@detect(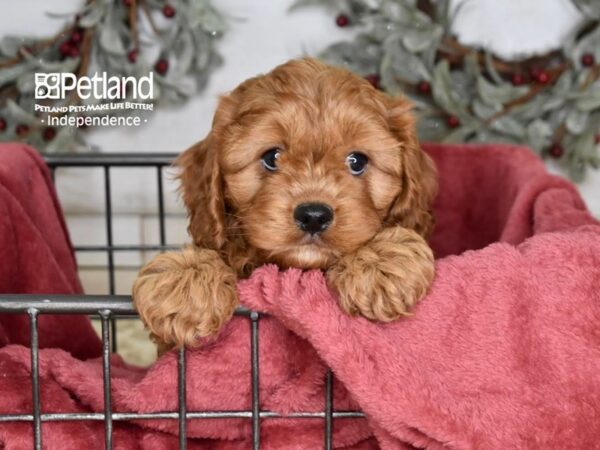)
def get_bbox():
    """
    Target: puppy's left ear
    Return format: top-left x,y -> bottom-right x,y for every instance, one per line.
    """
385,97 -> 438,238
